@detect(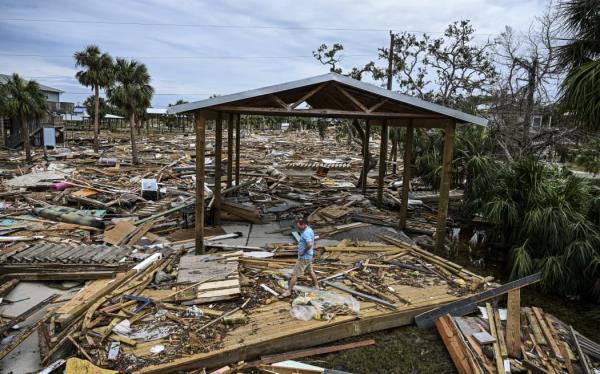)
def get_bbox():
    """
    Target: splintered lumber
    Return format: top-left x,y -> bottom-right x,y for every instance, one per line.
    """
532,307 -> 563,360
505,289 -> 522,358
493,306 -> 508,358
486,303 -> 505,374
559,341 -> 575,374
525,308 -> 547,345
65,357 -> 118,374
435,315 -> 481,374
415,273 -> 542,328
322,280 -> 397,309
